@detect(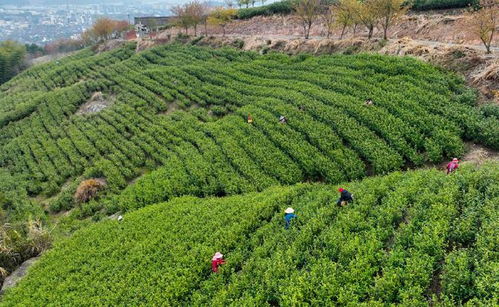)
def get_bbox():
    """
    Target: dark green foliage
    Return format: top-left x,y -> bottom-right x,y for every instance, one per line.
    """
237,0 -> 294,19
410,0 -> 479,11
0,41 -> 26,85
0,44 -> 496,218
